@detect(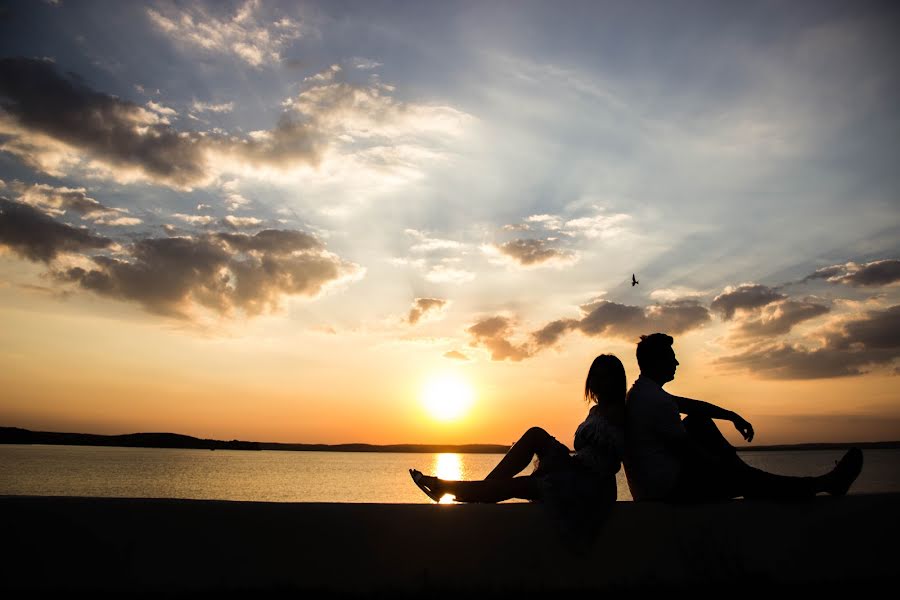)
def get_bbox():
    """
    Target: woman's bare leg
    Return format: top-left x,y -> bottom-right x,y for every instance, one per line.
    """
485,427 -> 561,480
418,473 -> 542,503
